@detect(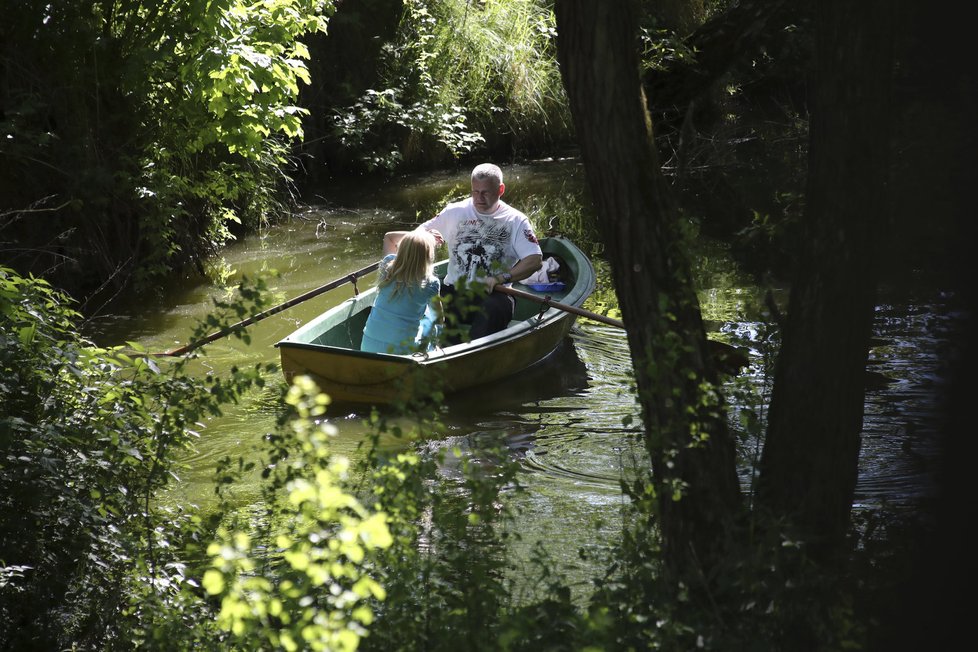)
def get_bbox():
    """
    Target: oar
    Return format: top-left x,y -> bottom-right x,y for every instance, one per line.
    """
494,284 -> 749,373
158,261 -> 380,356
493,284 -> 624,328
